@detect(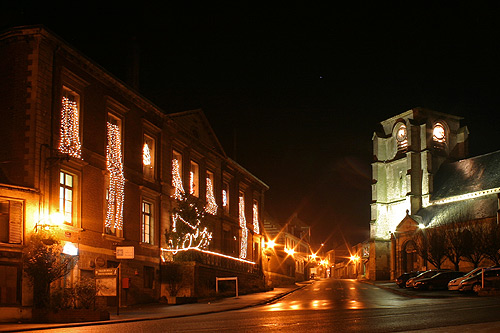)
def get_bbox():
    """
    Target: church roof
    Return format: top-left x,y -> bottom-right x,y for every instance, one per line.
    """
416,194 -> 498,227
432,150 -> 500,200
